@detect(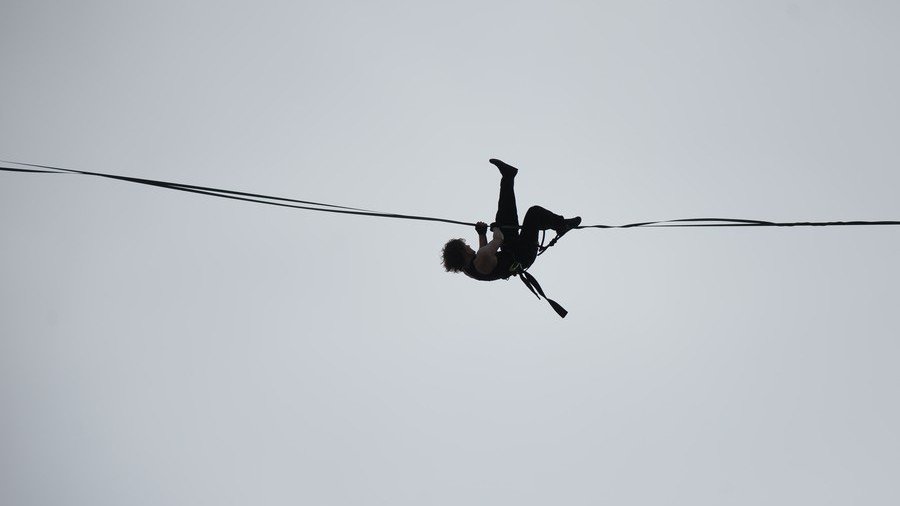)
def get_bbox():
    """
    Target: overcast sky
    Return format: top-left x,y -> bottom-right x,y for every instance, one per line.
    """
2,1 -> 899,504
